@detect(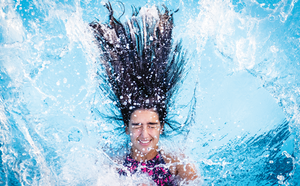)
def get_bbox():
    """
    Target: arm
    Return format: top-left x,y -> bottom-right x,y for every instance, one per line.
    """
176,162 -> 198,182
162,152 -> 199,183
